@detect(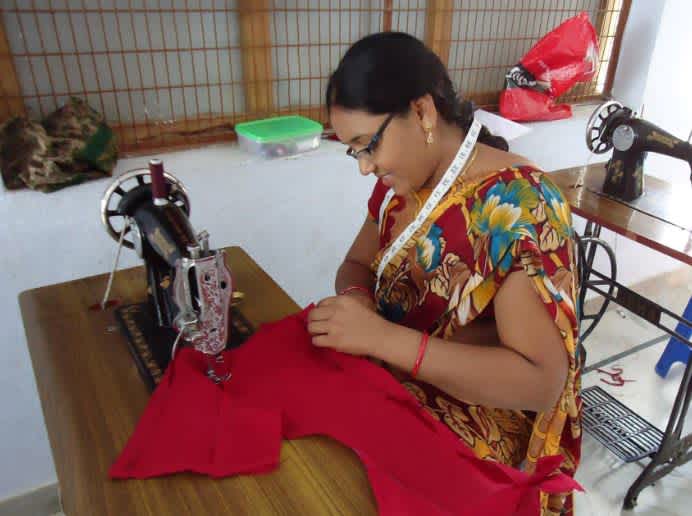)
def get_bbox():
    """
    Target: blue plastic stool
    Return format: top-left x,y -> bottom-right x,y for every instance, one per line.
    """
655,296 -> 692,378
